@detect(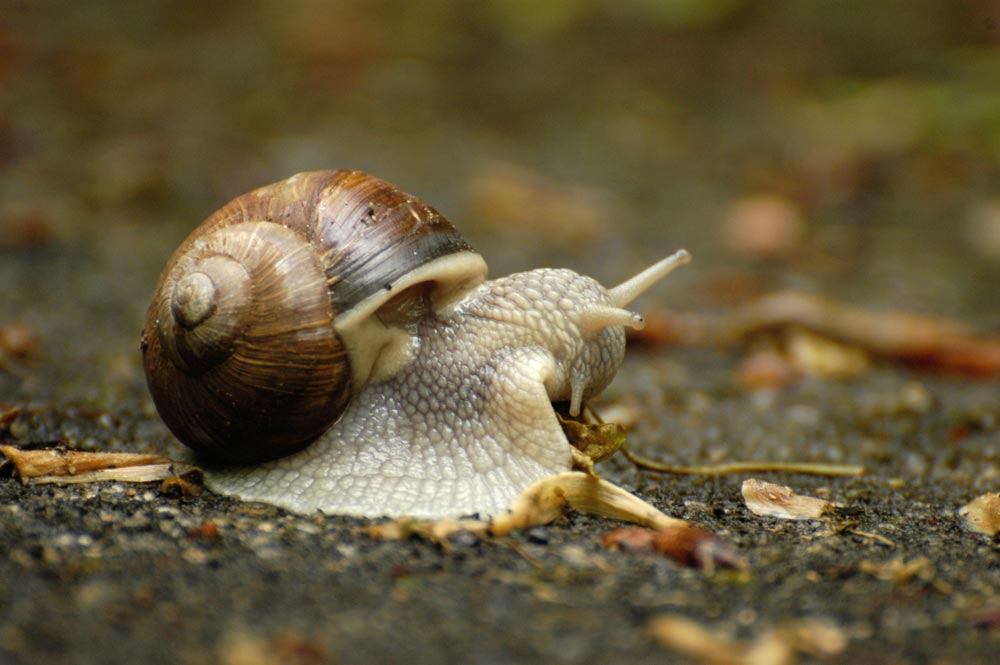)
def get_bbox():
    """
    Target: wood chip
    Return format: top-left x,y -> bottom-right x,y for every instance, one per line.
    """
0,445 -> 198,485
742,478 -> 833,520
959,493 -> 1000,536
